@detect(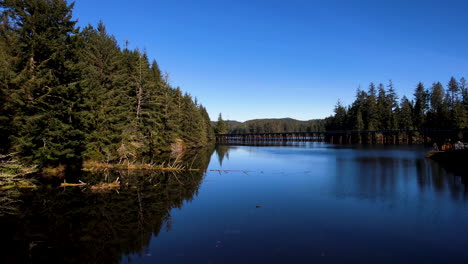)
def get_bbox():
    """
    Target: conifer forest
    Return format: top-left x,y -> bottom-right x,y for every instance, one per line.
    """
1,0 -> 467,172
0,0 -> 214,169
324,79 -> 467,132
